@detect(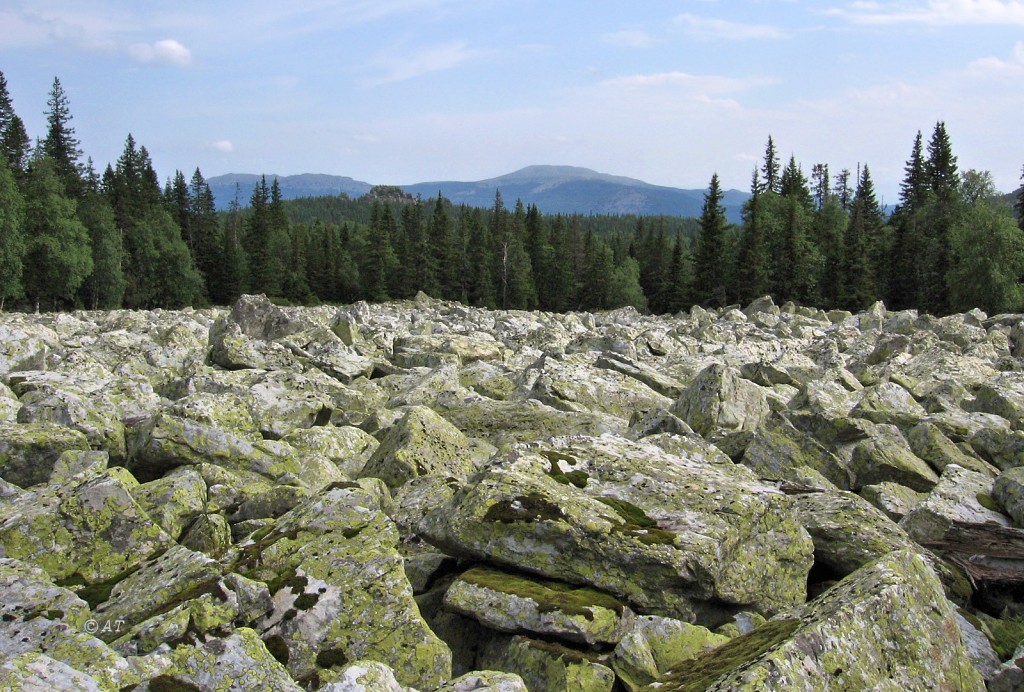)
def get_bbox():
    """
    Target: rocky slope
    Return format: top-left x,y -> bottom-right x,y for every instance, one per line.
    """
2,293 -> 1024,689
